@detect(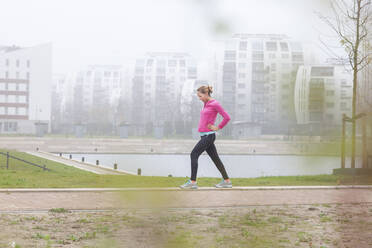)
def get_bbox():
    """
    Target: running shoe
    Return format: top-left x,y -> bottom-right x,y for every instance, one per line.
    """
215,179 -> 232,188
179,179 -> 198,189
